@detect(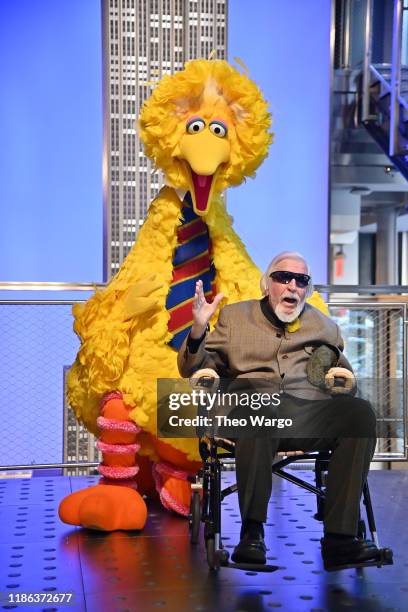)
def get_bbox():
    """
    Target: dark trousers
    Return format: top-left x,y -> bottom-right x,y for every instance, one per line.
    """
234,395 -> 377,536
